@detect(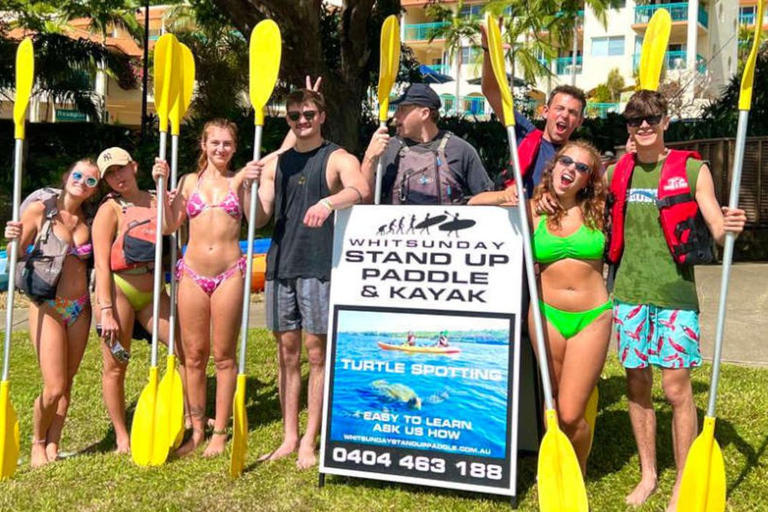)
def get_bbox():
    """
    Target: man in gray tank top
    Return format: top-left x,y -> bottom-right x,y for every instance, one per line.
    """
361,83 -> 493,204
254,89 -> 368,469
